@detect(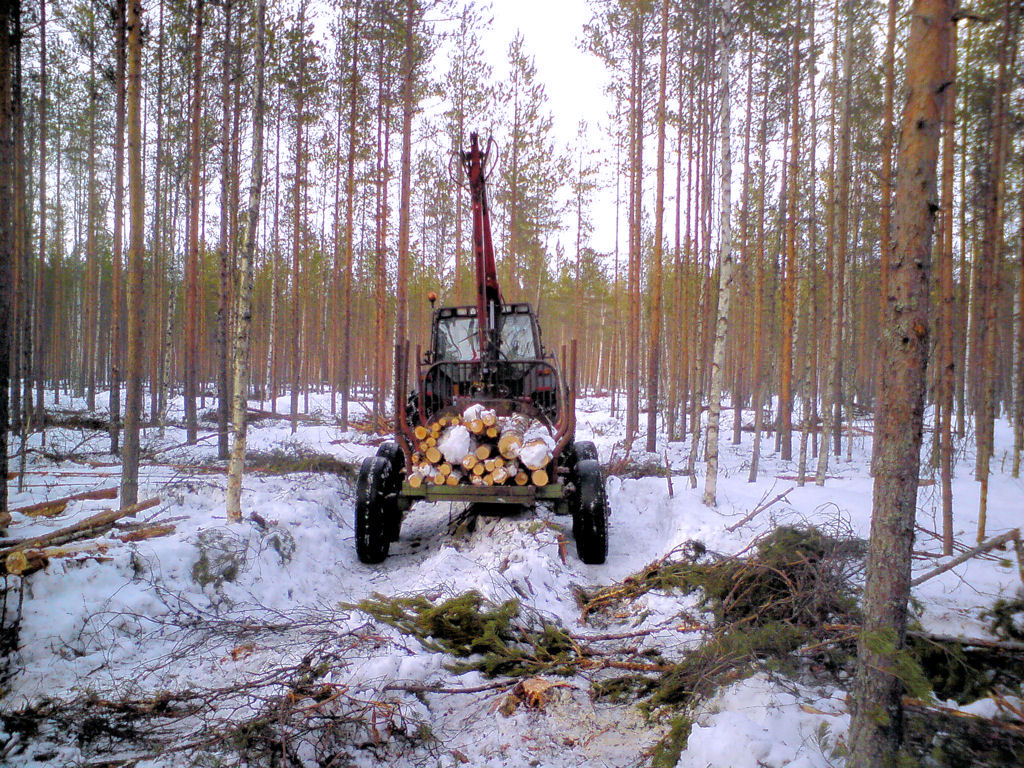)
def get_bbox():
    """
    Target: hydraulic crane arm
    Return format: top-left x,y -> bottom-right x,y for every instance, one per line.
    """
461,133 -> 503,359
